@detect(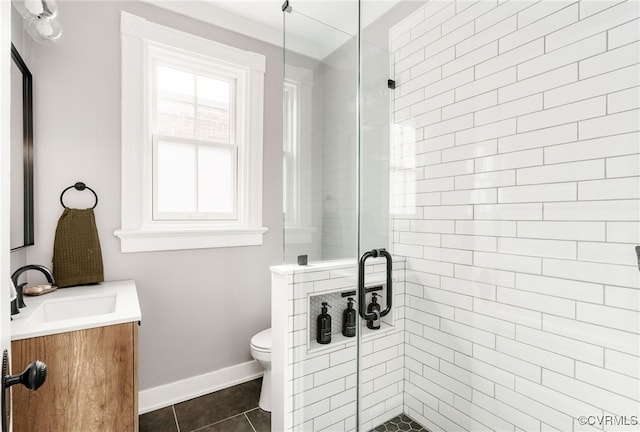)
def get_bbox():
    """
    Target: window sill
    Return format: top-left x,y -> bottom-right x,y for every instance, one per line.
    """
114,226 -> 269,253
